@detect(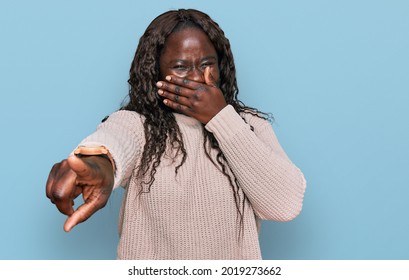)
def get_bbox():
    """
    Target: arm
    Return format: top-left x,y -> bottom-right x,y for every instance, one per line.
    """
155,70 -> 306,221
46,110 -> 143,231
205,105 -> 306,221
77,110 -> 144,189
